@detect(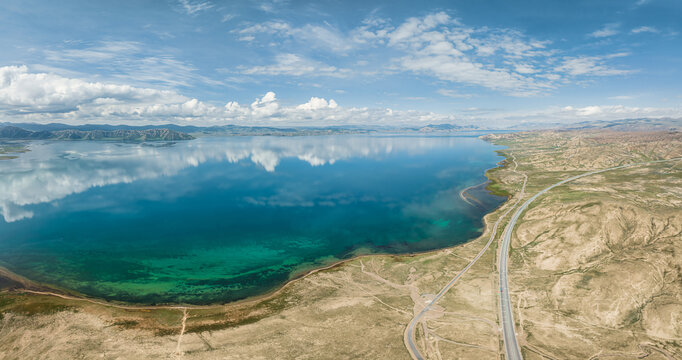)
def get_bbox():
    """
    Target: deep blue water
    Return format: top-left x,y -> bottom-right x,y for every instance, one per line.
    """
0,135 -> 504,304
